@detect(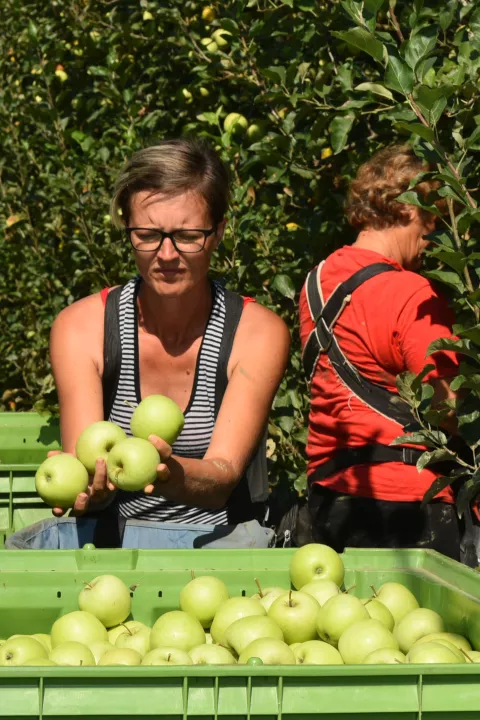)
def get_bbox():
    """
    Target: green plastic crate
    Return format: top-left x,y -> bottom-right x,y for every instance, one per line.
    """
0,547 -> 478,719
0,413 -> 61,545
